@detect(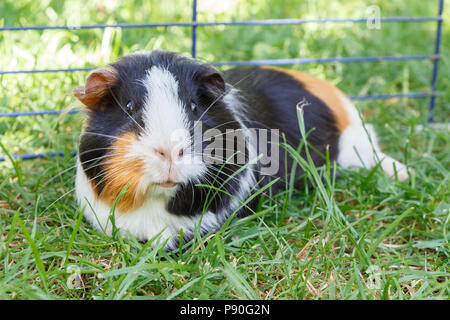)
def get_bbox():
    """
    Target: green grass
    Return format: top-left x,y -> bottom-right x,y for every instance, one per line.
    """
0,0 -> 449,299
